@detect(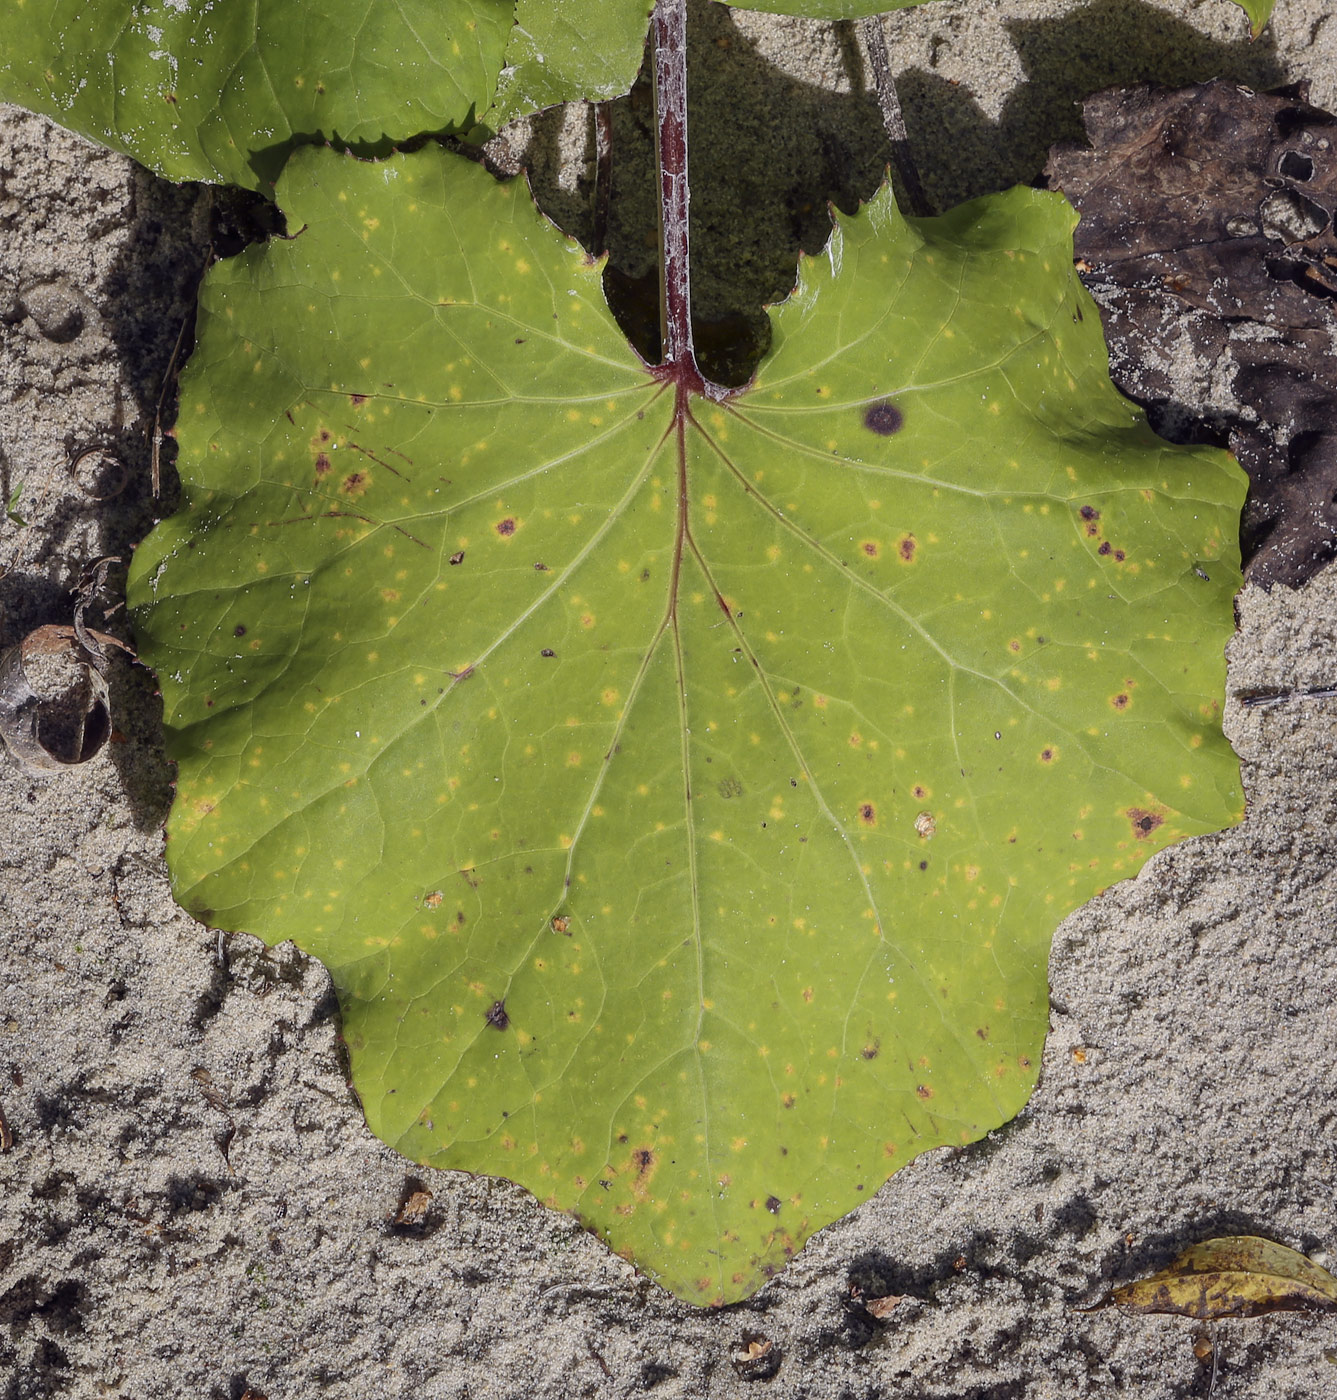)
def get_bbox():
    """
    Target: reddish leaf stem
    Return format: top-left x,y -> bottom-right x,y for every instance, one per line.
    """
652,0 -> 722,398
